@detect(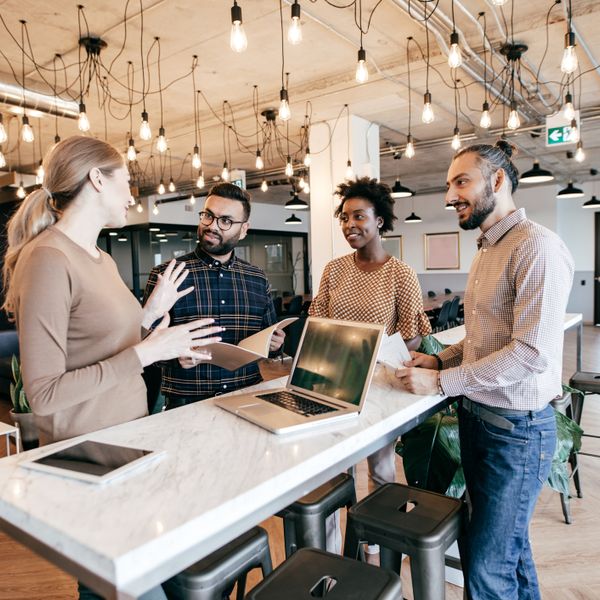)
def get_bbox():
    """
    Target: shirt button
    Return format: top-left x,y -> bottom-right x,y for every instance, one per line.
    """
482,248 -> 487,253
220,299 -> 225,304
219,273 -> 223,278
214,261 -> 220,267
223,384 -> 228,389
